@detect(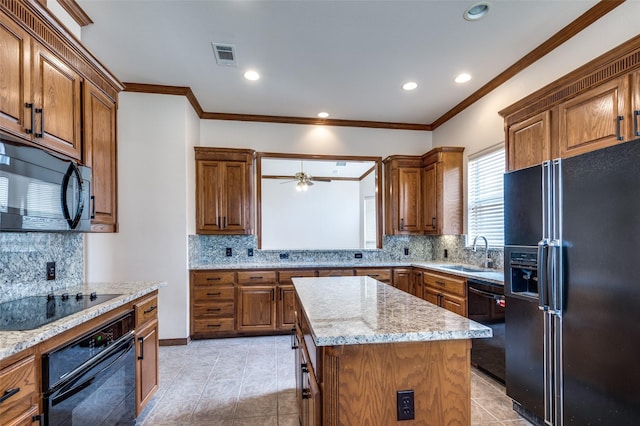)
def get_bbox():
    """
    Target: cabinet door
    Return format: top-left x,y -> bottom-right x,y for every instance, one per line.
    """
277,285 -> 297,330
392,268 -> 411,292
632,71 -> 640,139
506,111 -> 551,171
136,319 -> 159,415
422,163 -> 438,233
397,167 -> 422,233
83,82 -> 117,232
558,76 -> 630,158
196,160 -> 224,233
306,367 -> 322,426
411,270 -> 424,298
0,17 -> 30,138
442,294 -> 467,317
3,405 -> 40,426
222,161 -> 250,233
237,285 -> 276,331
31,41 -> 82,159
422,287 -> 440,306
